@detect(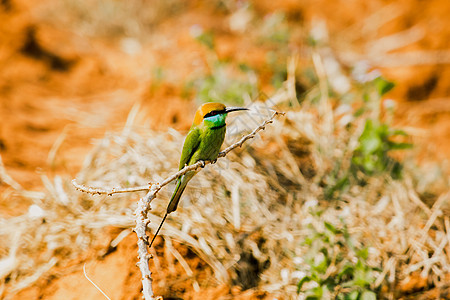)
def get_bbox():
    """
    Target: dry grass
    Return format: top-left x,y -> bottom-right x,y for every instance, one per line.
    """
38,0 -> 187,39
2,1 -> 450,298
1,57 -> 450,299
